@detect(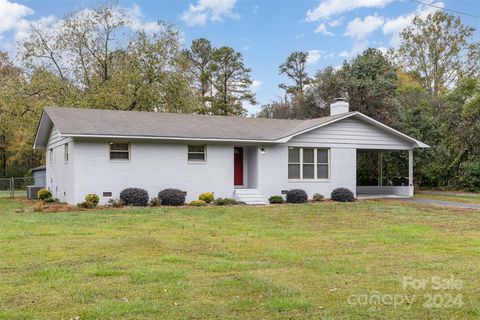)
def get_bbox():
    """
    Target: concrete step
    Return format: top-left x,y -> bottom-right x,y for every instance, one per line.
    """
233,189 -> 269,205
234,189 -> 261,194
